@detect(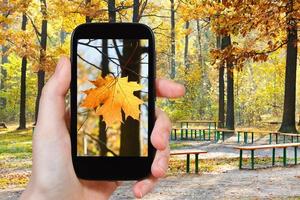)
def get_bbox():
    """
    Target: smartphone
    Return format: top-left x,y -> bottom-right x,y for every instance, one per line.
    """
70,23 -> 156,180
